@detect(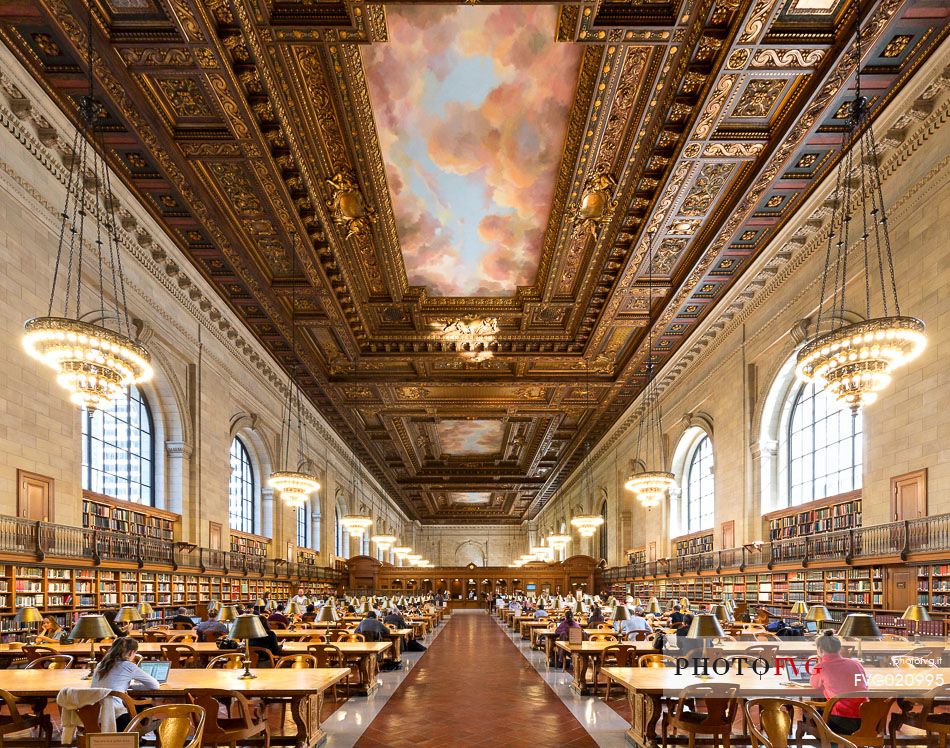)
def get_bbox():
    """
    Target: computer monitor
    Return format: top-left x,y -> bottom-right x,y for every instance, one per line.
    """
781,658 -> 812,685
190,616 -> 201,625
804,620 -> 818,633
139,660 -> 171,684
